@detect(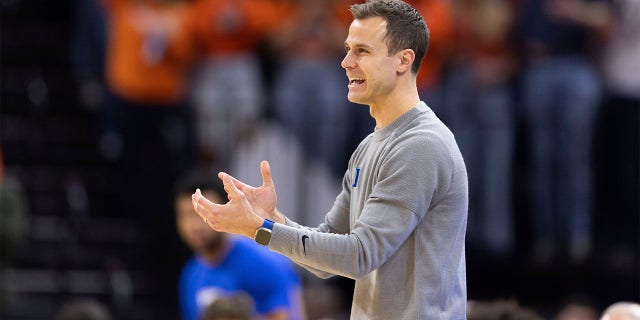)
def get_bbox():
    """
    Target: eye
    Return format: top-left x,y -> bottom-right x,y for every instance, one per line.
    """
357,48 -> 368,54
